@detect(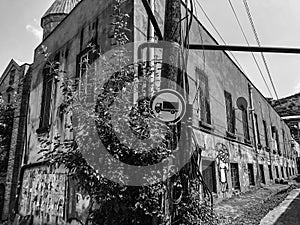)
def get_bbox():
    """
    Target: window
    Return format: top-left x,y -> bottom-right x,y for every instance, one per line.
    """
259,164 -> 265,184
271,126 -> 280,155
268,165 -> 273,180
248,164 -> 255,186
196,68 -> 211,125
281,166 -> 284,178
254,114 -> 261,146
282,129 -> 286,157
202,160 -> 217,193
286,167 -> 289,178
39,53 -> 59,130
77,46 -> 99,103
275,166 -> 279,178
225,91 -> 235,135
242,108 -> 250,141
7,93 -> 11,104
9,69 -> 16,85
230,163 -> 240,190
263,120 -> 269,148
